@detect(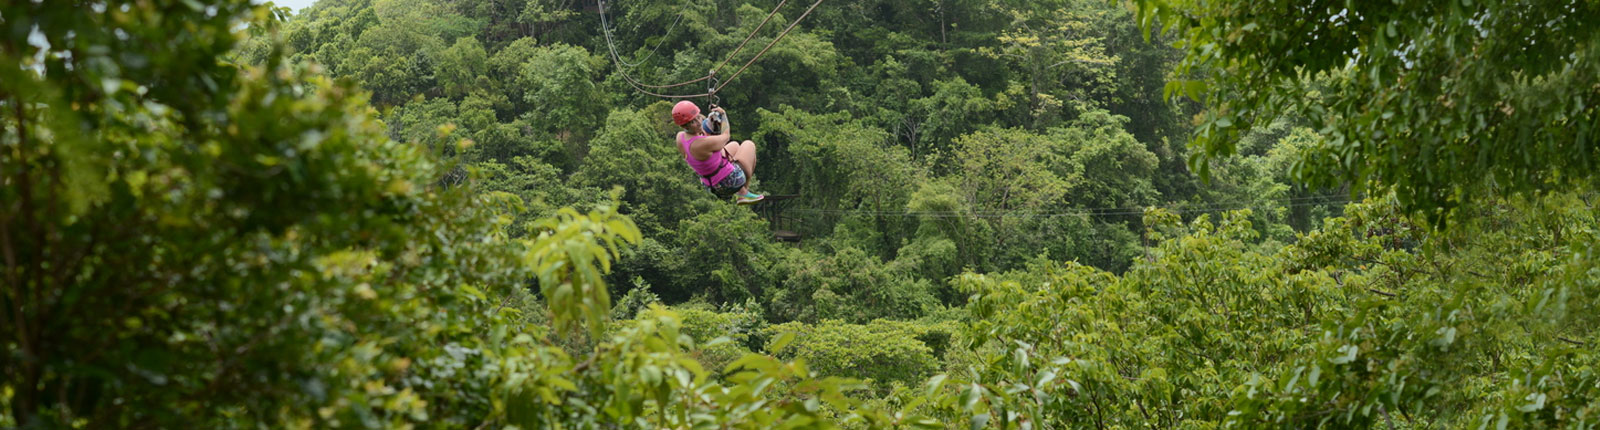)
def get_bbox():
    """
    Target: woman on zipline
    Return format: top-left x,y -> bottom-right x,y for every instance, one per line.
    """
672,100 -> 764,204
